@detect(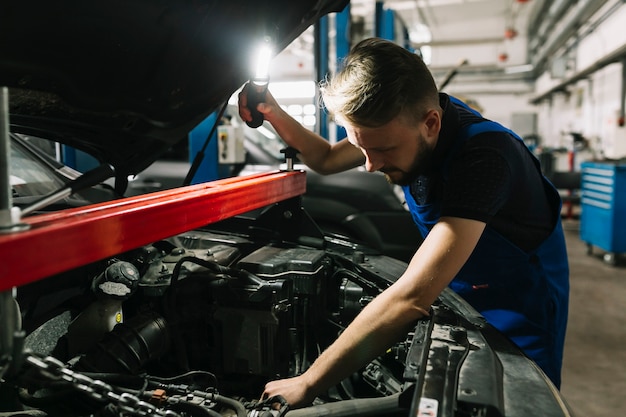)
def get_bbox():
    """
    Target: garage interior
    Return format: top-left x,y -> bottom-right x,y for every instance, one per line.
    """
1,0 -> 626,416
266,2 -> 626,412
239,1 -> 626,414
354,0 -> 626,416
